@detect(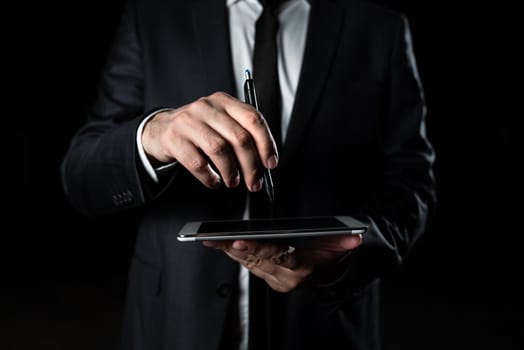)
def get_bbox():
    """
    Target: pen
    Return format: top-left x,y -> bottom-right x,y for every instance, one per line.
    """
243,69 -> 275,203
